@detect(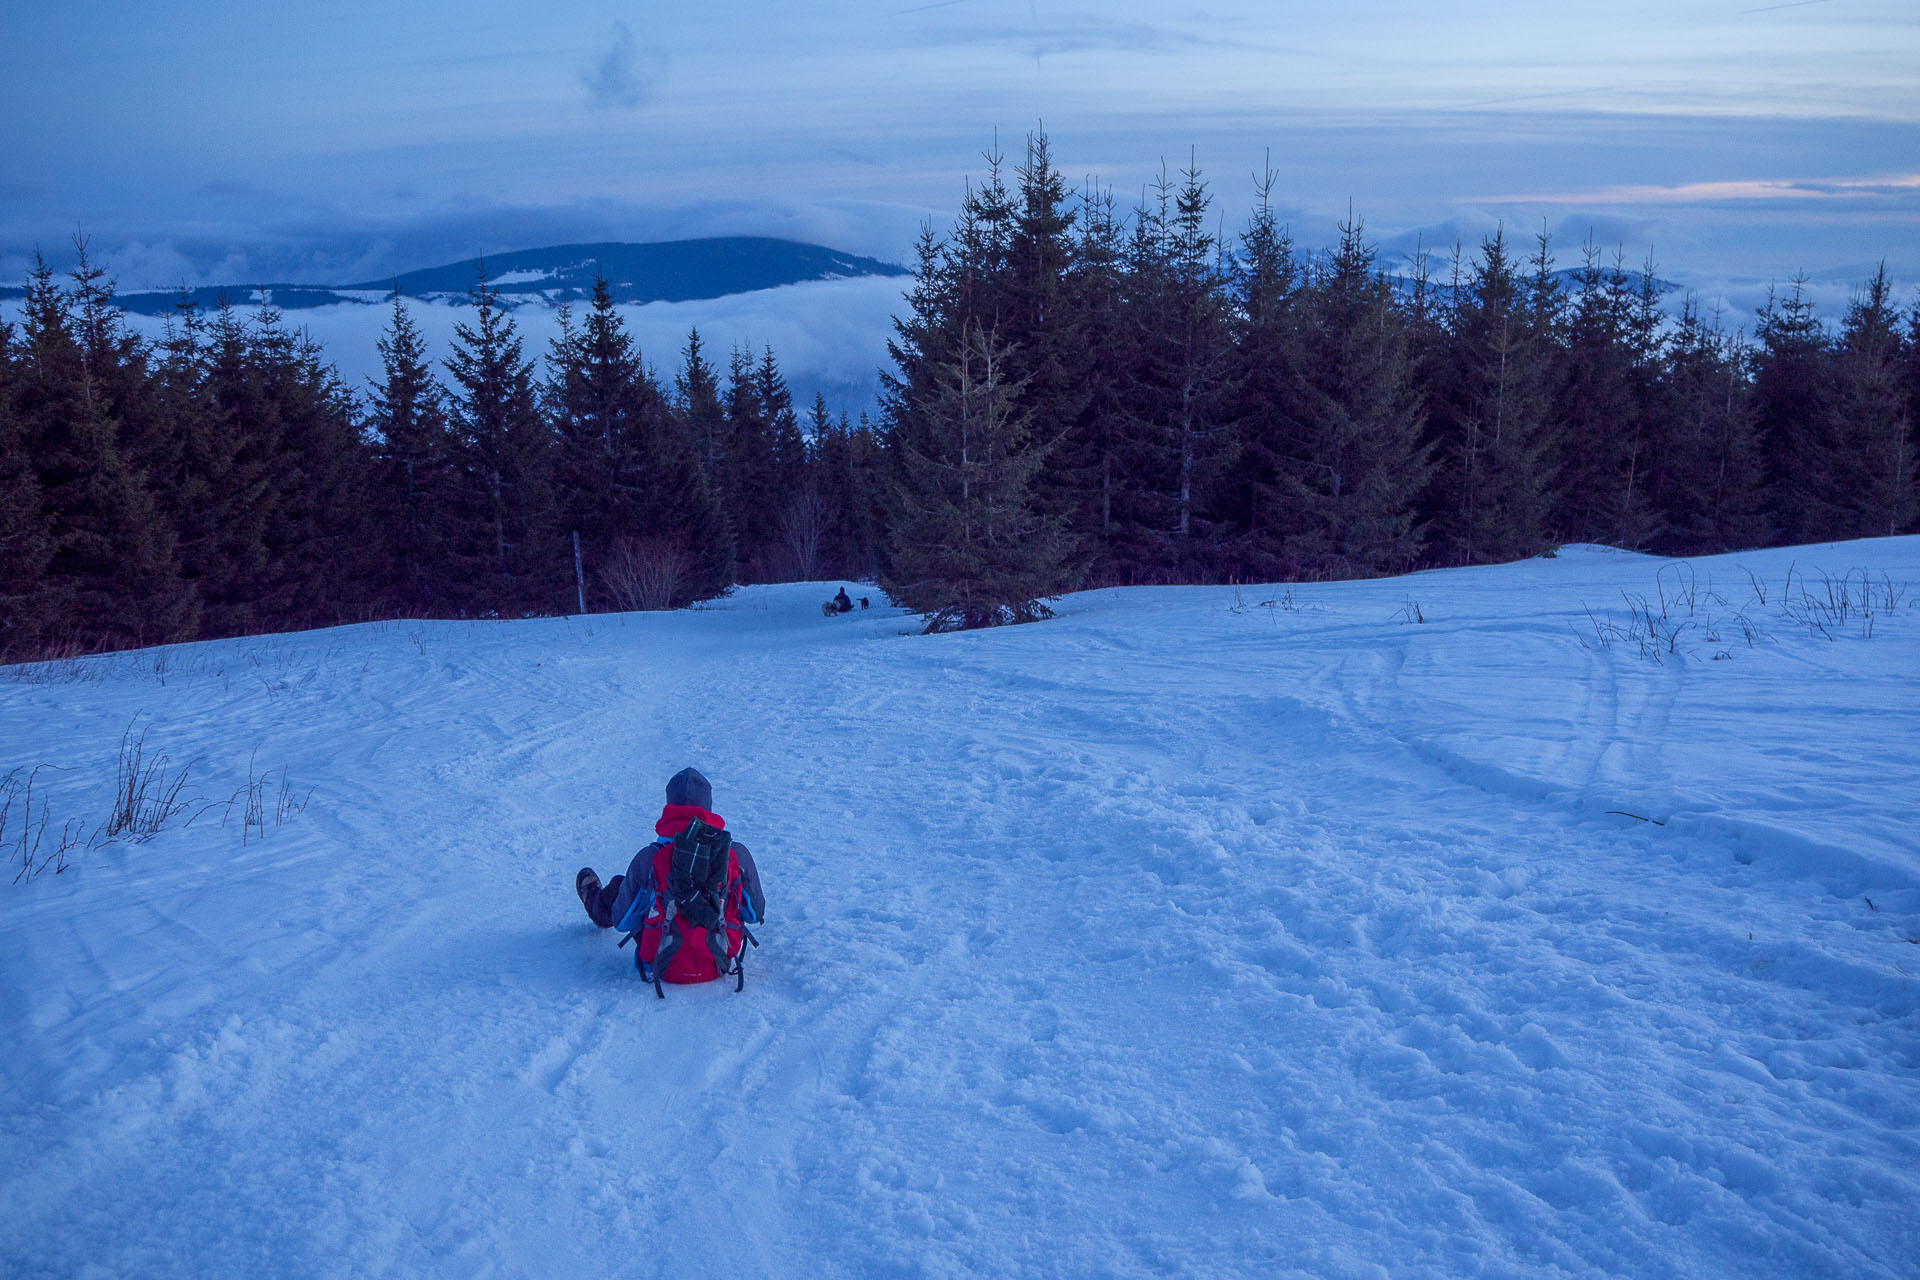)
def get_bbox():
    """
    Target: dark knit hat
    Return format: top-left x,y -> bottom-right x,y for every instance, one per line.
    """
665,766 -> 713,810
